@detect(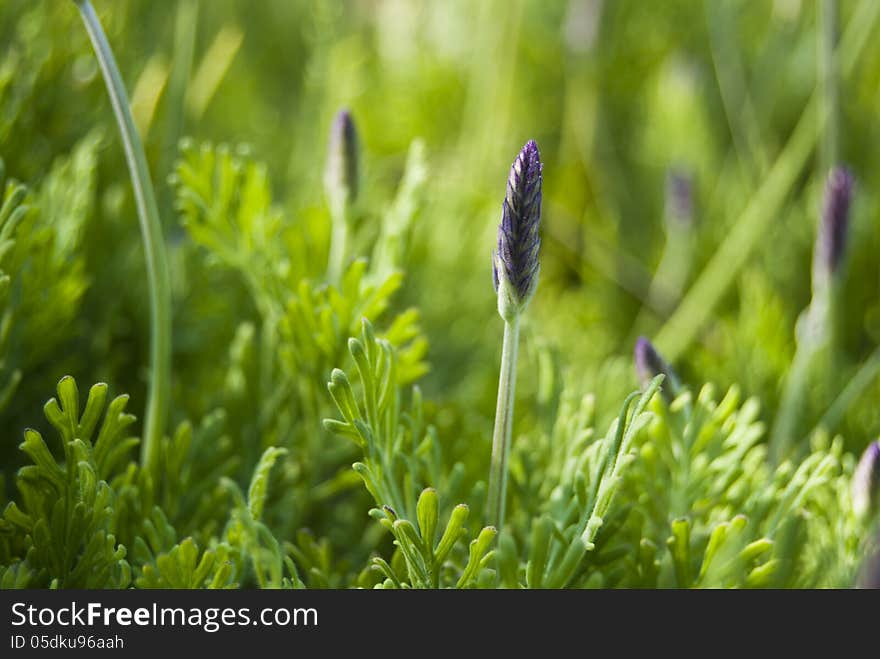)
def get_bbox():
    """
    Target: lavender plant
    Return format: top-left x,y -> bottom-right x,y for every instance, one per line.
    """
2,0 -> 880,592
770,167 -> 855,462
634,336 -> 681,403
324,109 -> 359,285
486,140 -> 543,532
640,169 -> 696,321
